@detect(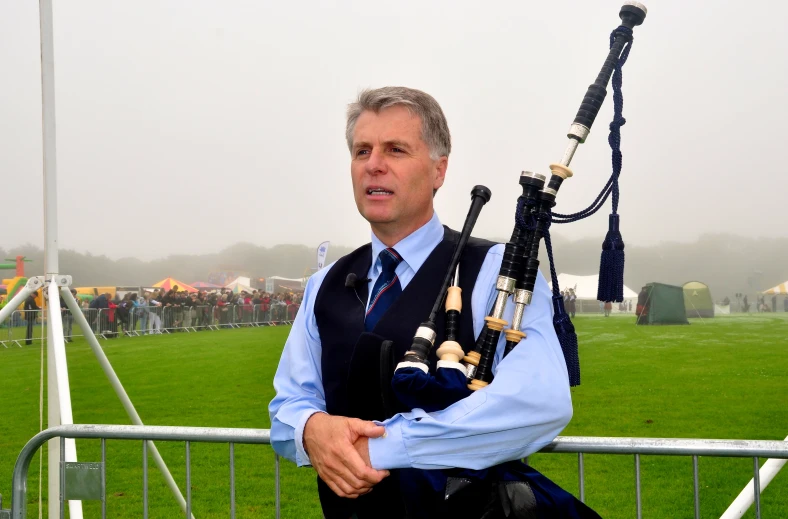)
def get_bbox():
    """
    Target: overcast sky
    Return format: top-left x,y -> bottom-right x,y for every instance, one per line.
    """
2,1 -> 786,261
